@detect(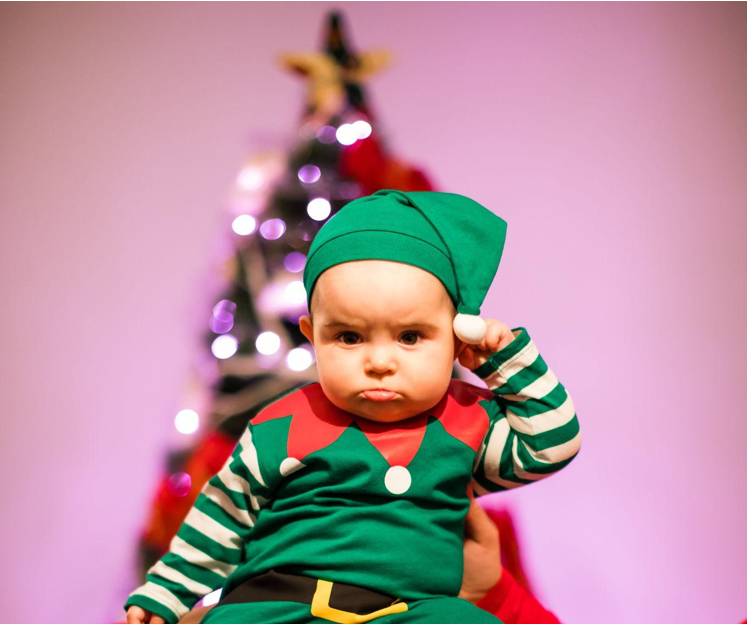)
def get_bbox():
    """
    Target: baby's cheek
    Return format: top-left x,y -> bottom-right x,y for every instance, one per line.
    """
409,354 -> 451,396
319,351 -> 358,392
418,344 -> 453,375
